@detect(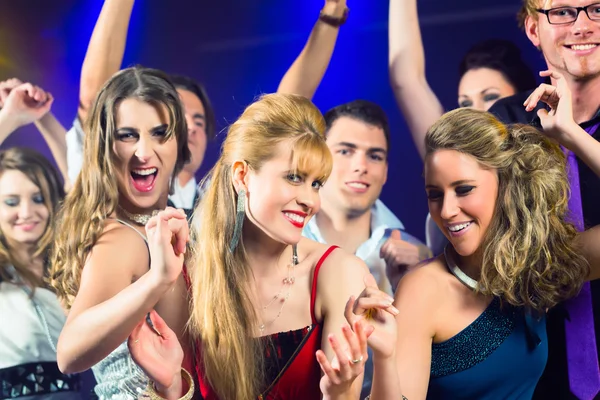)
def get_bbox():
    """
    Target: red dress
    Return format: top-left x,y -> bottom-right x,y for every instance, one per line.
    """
191,245 -> 339,399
